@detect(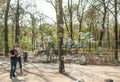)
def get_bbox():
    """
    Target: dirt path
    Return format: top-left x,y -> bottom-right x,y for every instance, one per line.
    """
0,59 -> 120,82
